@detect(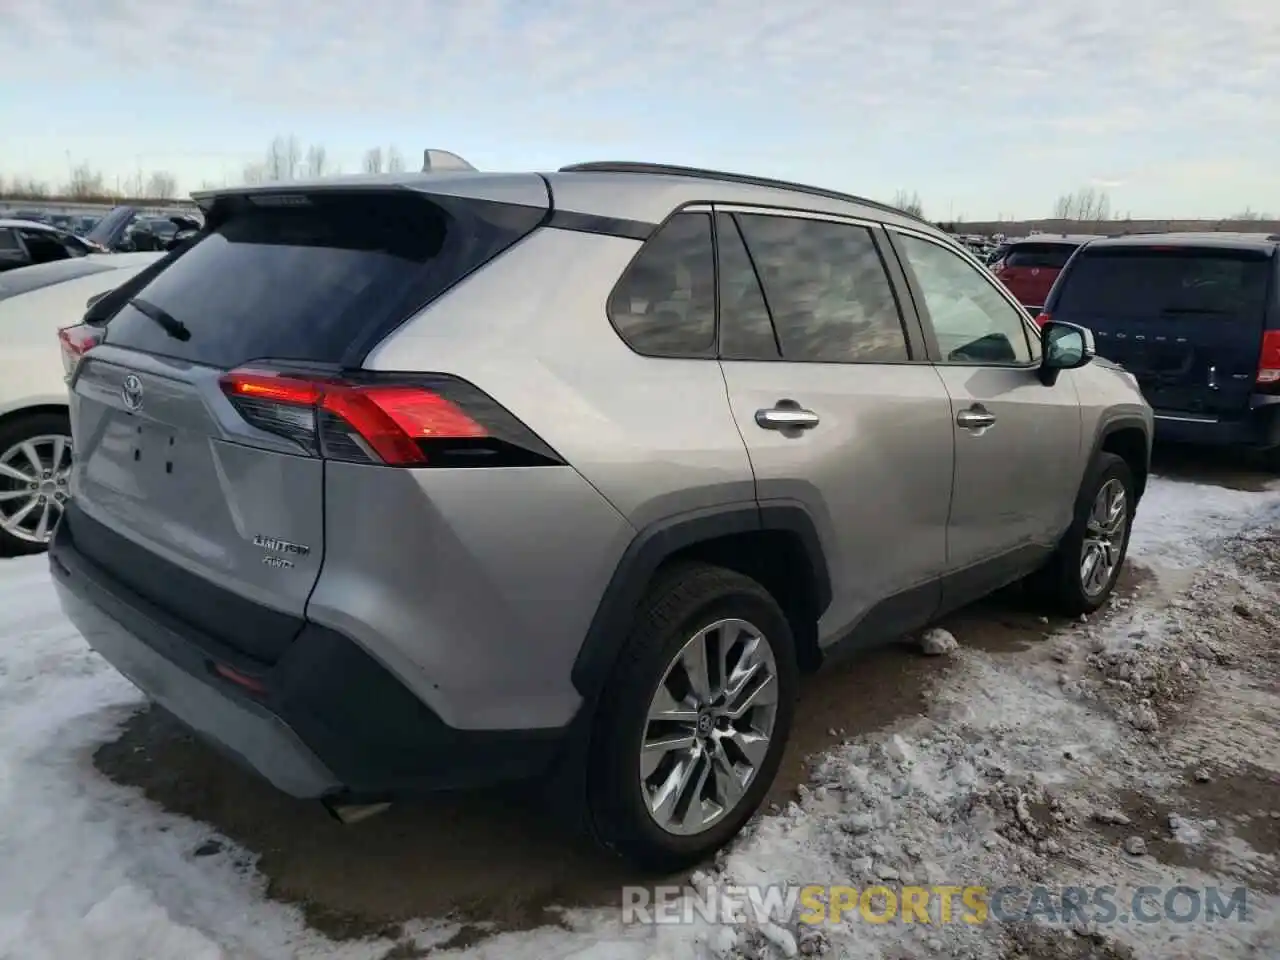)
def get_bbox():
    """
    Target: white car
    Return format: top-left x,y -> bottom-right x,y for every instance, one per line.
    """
0,252 -> 163,555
